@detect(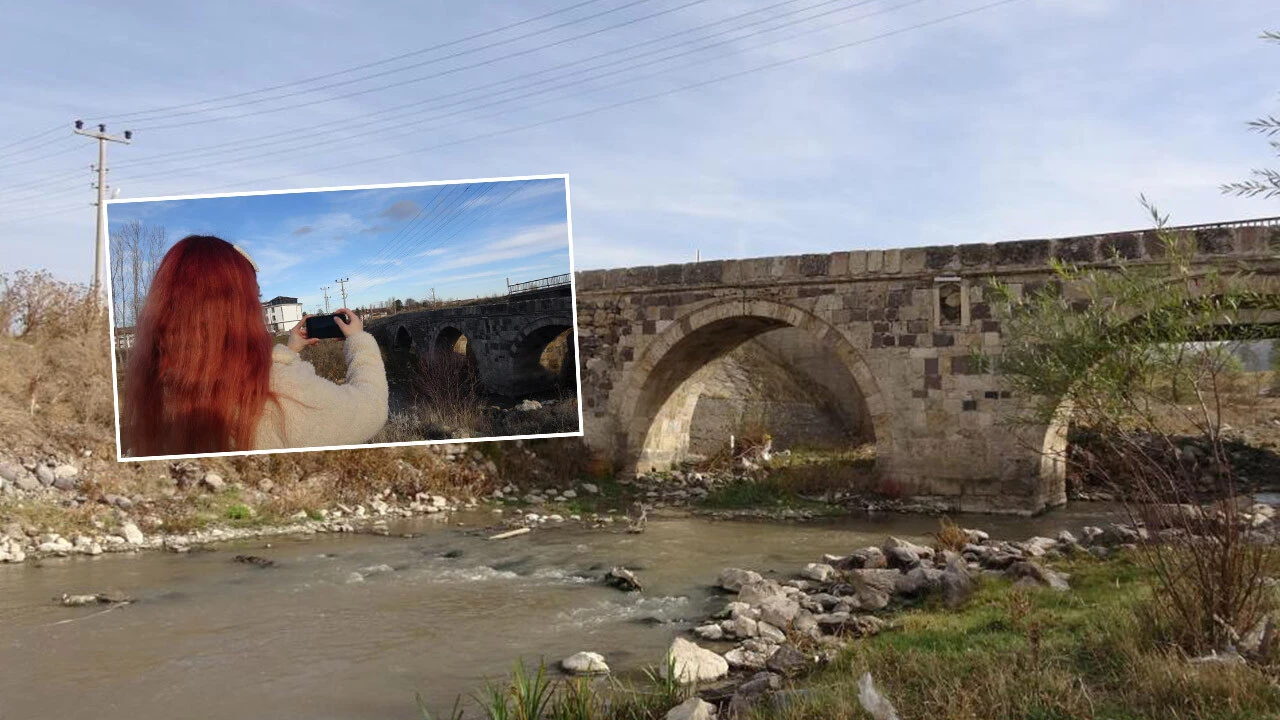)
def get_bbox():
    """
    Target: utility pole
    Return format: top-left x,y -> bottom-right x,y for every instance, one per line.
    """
73,120 -> 132,305
321,286 -> 331,313
335,277 -> 350,309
